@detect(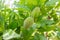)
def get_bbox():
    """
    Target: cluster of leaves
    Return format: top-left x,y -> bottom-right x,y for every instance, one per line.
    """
0,0 -> 60,40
